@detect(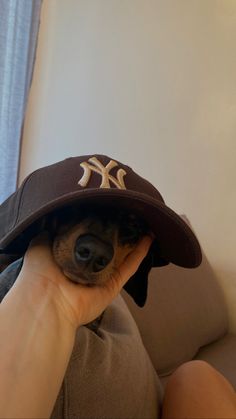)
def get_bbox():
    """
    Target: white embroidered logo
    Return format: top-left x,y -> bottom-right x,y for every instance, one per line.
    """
78,157 -> 127,189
